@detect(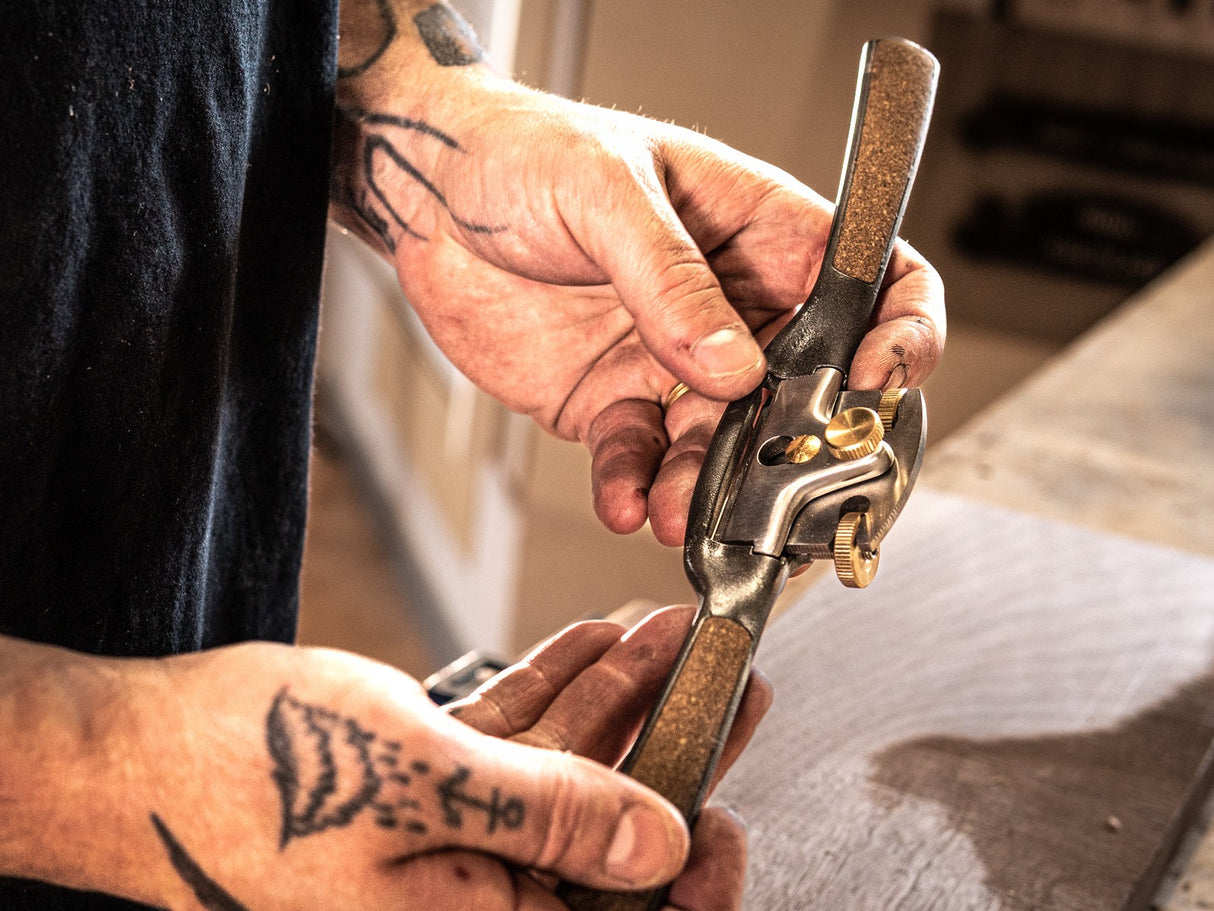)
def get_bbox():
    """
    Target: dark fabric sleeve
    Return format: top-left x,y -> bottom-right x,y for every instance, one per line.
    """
0,0 -> 337,658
